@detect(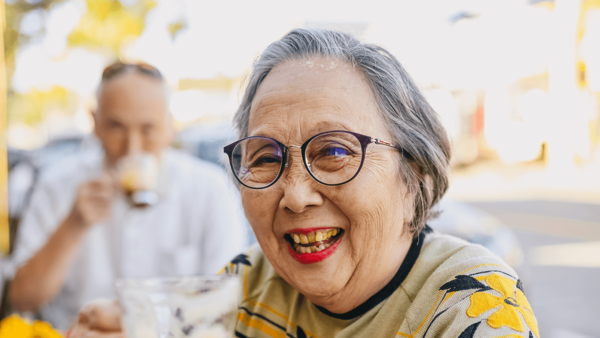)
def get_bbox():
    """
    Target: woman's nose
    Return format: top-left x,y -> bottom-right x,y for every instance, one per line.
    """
279,151 -> 323,213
